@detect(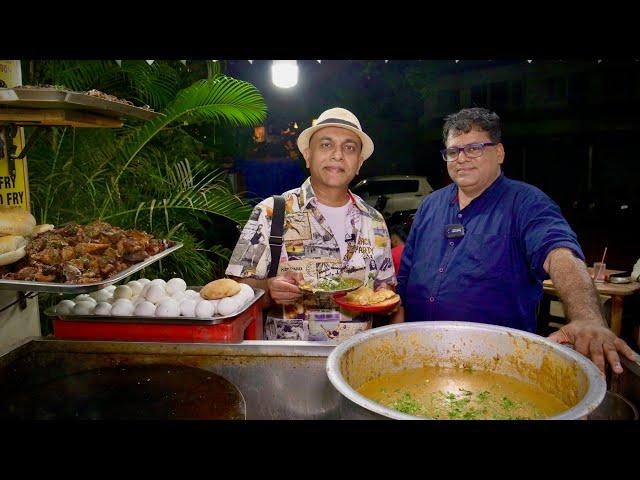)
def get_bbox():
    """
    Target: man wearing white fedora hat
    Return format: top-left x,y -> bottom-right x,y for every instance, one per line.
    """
226,107 -> 395,342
